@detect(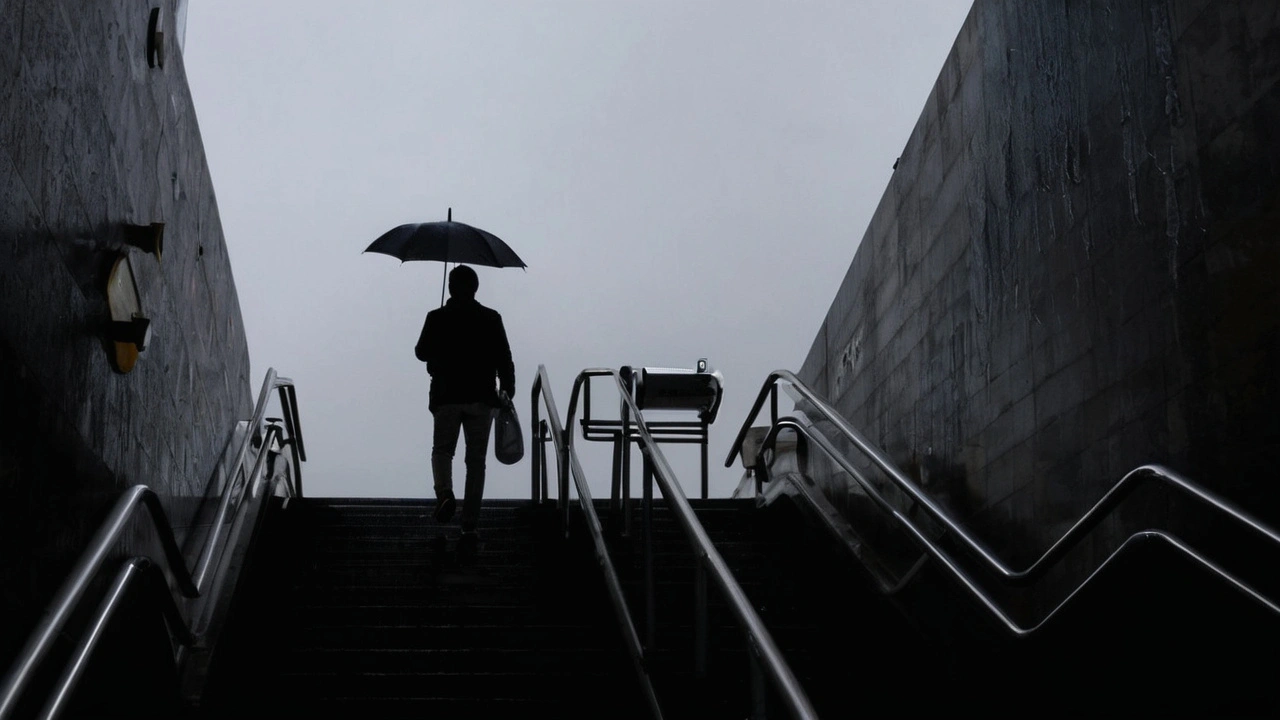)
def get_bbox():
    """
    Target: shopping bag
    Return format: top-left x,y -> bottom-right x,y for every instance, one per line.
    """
494,392 -> 524,465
